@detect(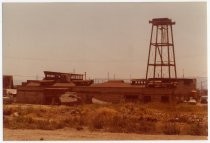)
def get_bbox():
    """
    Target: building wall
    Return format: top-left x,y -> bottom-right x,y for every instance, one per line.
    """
91,93 -> 124,103
76,85 -> 189,103
16,78 -> 196,104
78,92 -> 176,103
16,89 -> 45,104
